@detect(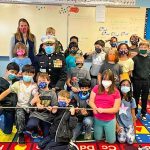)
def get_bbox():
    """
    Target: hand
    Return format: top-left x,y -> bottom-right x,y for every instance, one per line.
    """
46,106 -> 52,112
30,94 -> 41,105
116,126 -> 122,134
97,108 -> 104,113
37,103 -> 44,110
52,106 -> 58,113
81,108 -> 88,116
71,87 -> 79,93
69,107 -> 75,115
